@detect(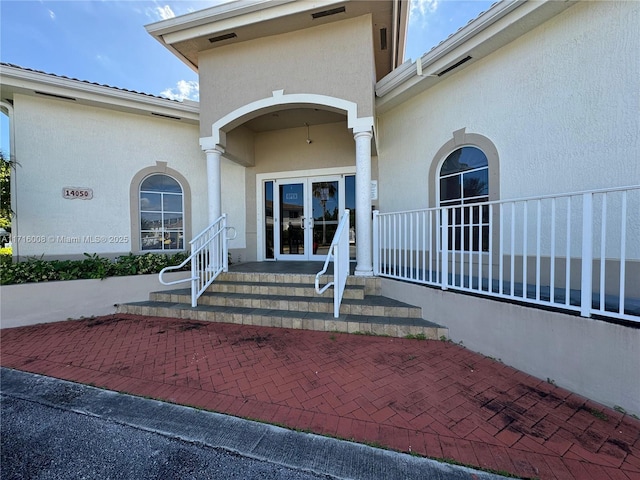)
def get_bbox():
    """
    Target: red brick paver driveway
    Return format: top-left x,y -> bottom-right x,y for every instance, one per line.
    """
1,315 -> 639,480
